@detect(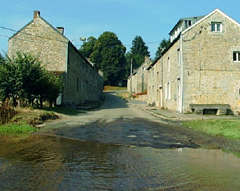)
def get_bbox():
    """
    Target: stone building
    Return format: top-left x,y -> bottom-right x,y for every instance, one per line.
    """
147,9 -> 240,114
8,11 -> 103,106
127,57 -> 152,94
